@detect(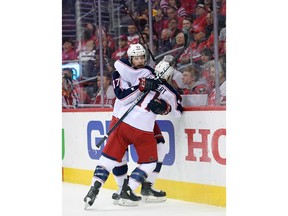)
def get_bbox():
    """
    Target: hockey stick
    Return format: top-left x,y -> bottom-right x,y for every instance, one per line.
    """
120,0 -> 156,62
96,31 -> 190,148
